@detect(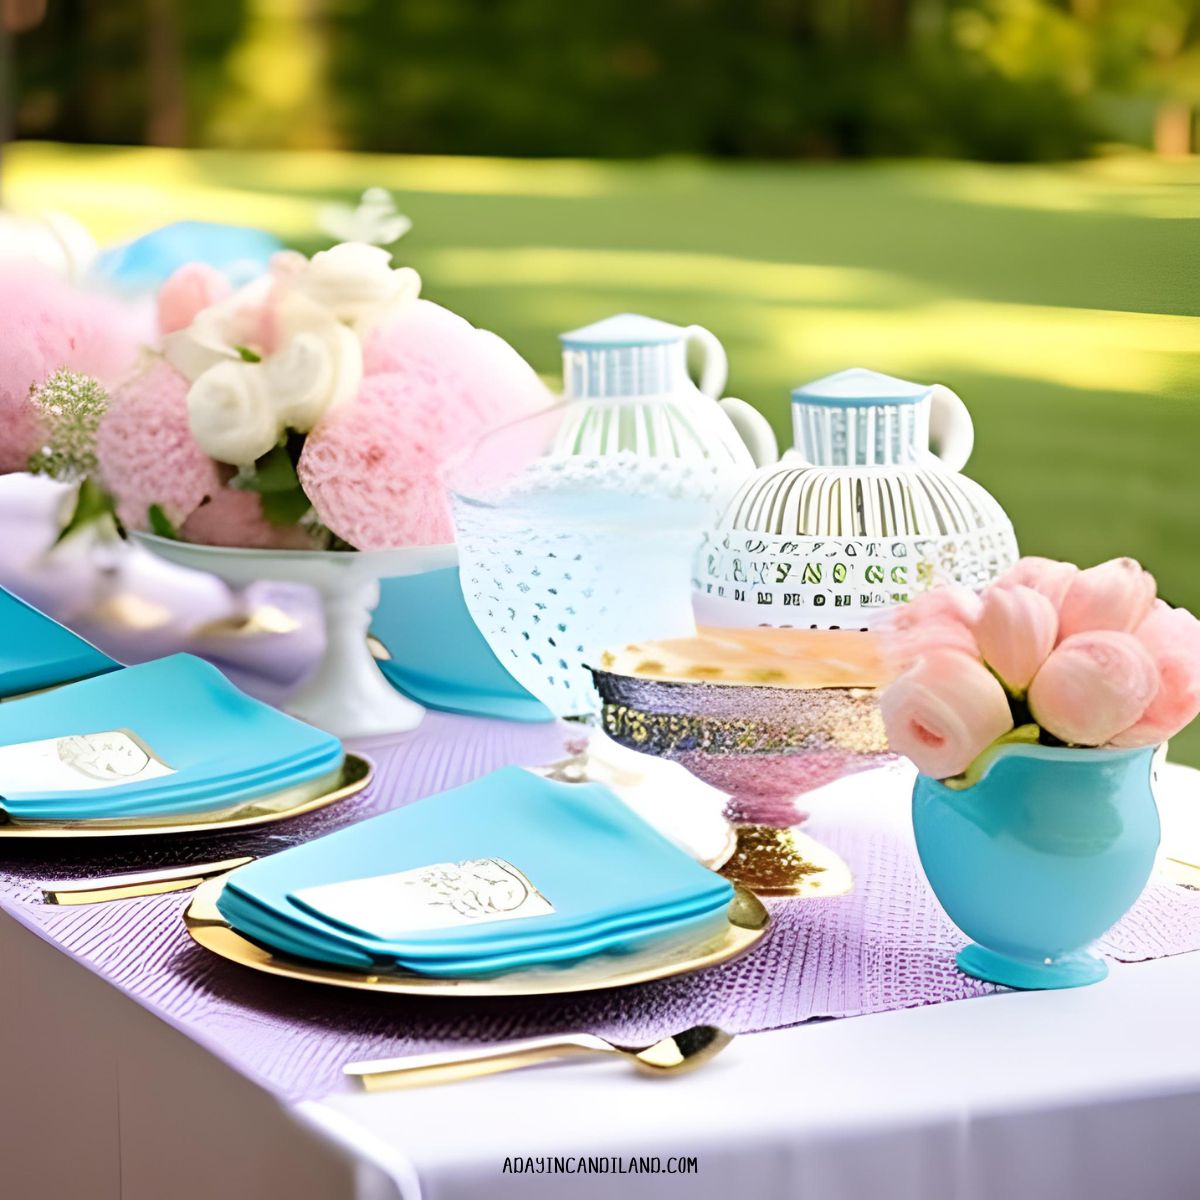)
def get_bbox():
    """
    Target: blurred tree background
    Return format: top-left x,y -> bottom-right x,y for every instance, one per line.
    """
9,0 -> 1200,161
